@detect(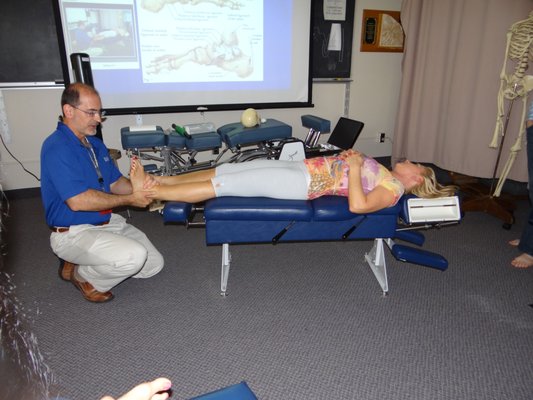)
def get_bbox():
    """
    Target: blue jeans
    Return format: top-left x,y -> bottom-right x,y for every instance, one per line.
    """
518,125 -> 533,256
